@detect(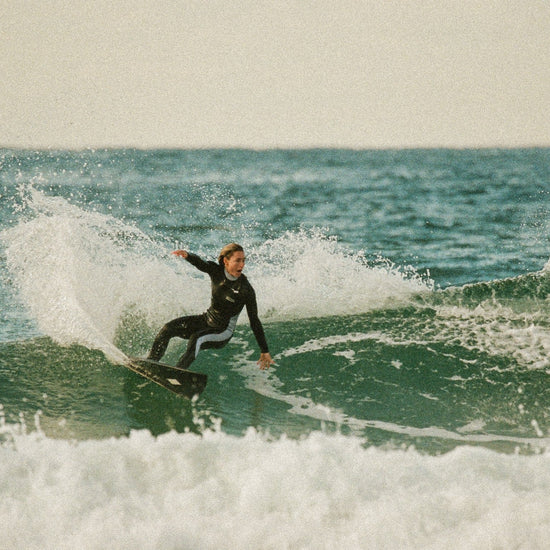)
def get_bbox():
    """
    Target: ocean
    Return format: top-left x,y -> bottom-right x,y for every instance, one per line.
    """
1,147 -> 550,549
